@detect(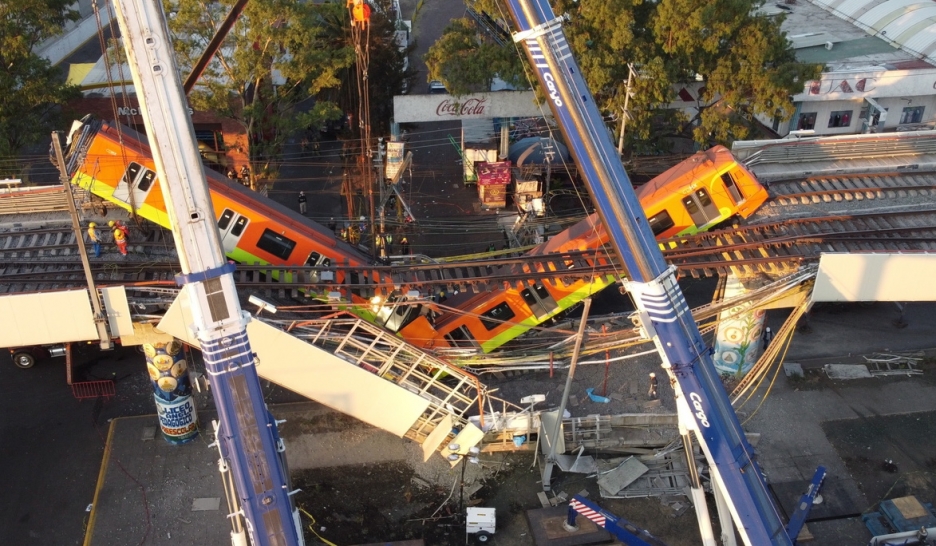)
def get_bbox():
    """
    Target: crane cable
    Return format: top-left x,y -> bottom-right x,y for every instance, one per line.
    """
92,0 -> 139,219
